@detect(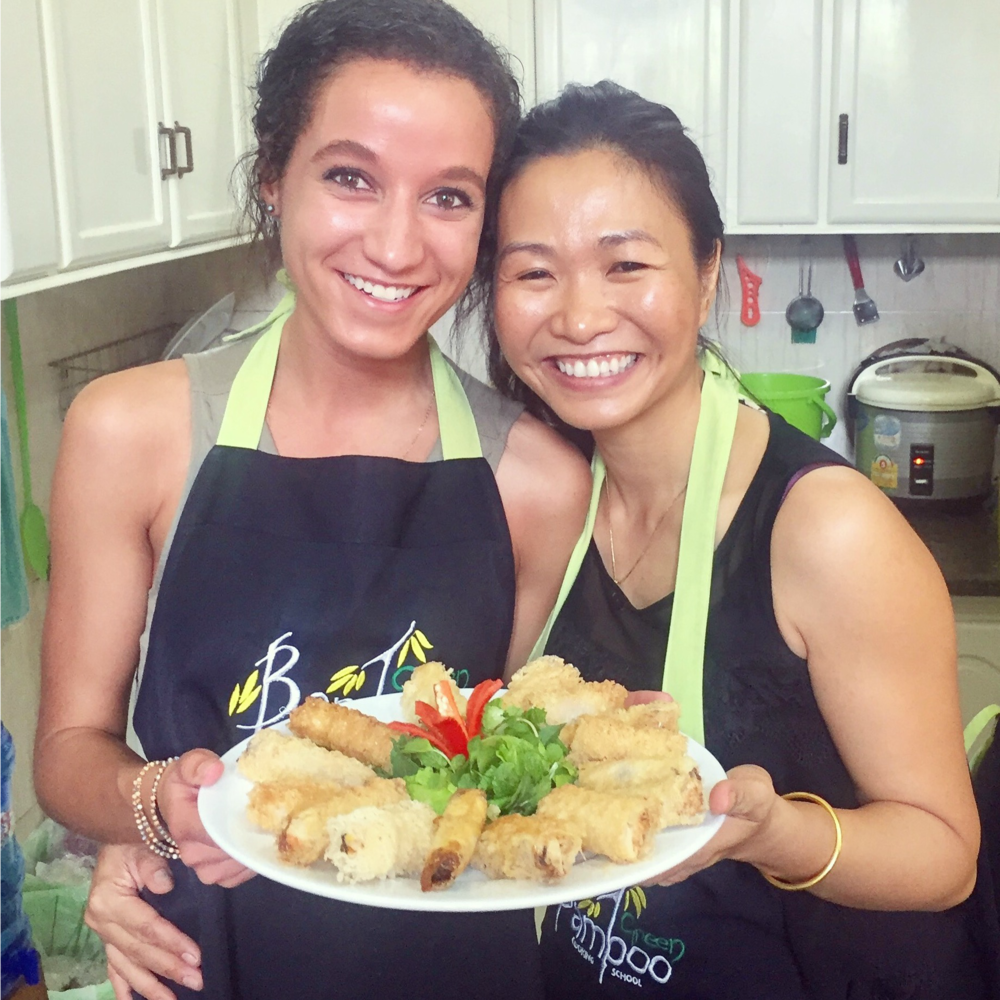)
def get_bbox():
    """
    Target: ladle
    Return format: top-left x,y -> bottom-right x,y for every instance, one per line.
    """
785,257 -> 824,343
